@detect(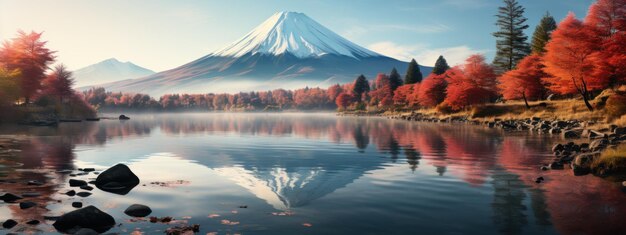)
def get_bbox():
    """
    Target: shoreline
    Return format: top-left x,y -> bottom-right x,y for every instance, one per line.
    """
349,109 -> 626,181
